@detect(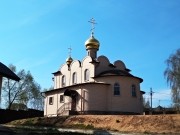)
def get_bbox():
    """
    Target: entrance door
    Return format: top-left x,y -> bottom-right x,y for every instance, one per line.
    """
71,96 -> 76,111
